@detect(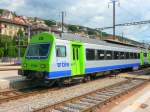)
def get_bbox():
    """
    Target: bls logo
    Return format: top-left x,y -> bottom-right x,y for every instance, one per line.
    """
57,62 -> 69,67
